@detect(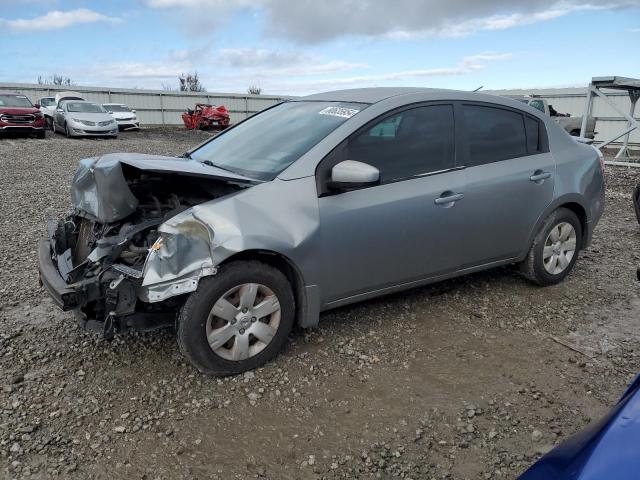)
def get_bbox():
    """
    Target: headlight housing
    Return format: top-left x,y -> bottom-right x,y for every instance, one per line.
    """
71,118 -> 96,126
